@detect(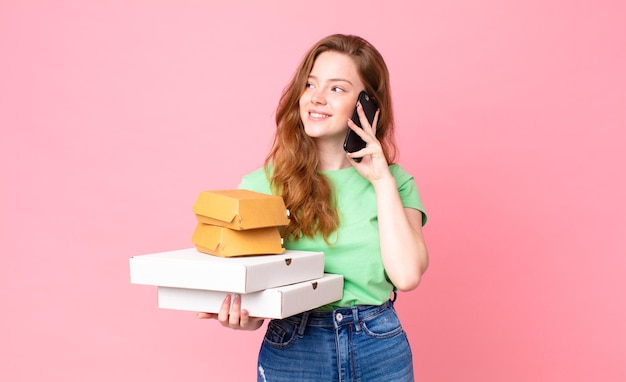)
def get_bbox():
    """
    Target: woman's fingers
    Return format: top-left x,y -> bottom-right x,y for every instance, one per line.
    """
356,102 -> 379,131
349,105 -> 380,142
195,294 -> 265,330
228,294 -> 242,328
217,294 -> 232,325
371,109 -> 380,135
196,312 -> 218,319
